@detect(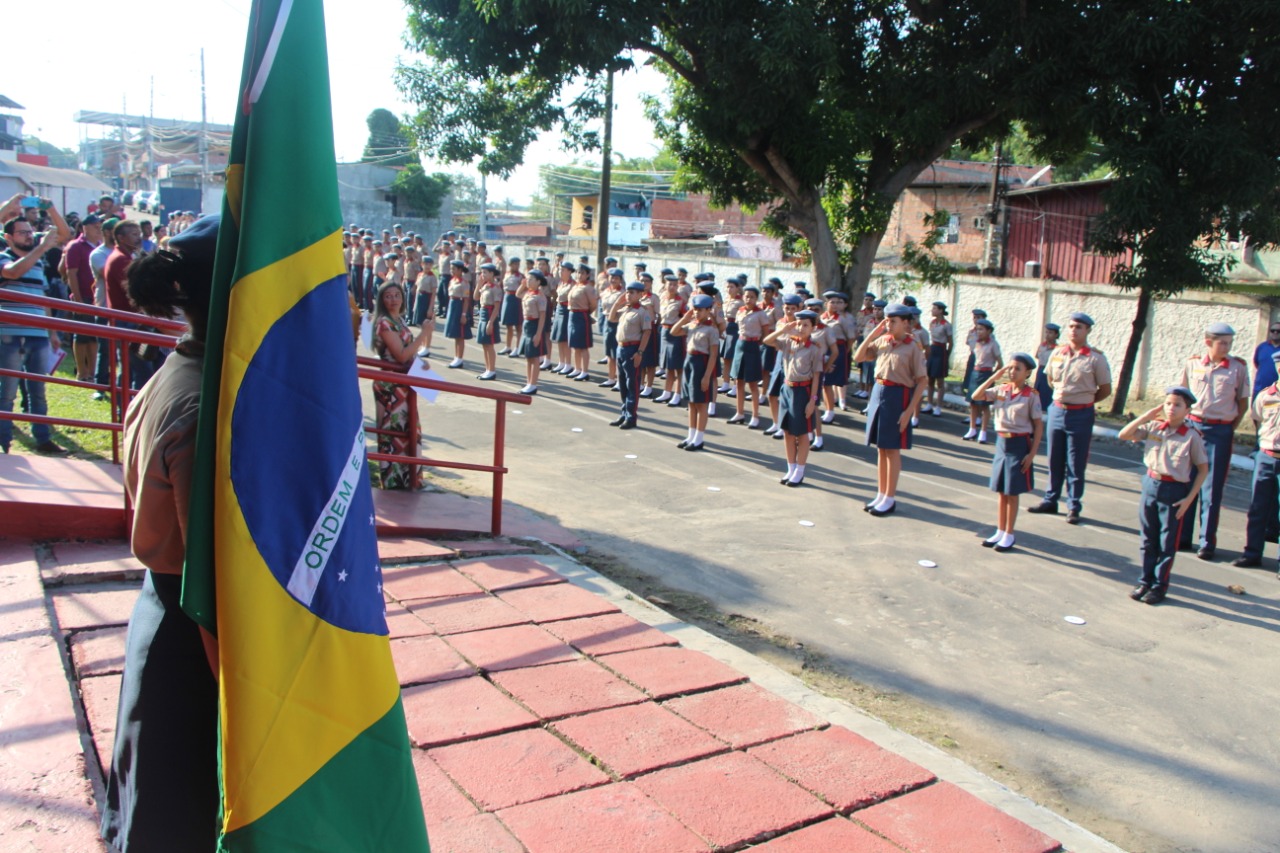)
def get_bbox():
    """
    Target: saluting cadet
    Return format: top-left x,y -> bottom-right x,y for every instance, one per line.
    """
567,265 -> 599,381
1034,323 -> 1060,409
671,295 -> 721,451
474,262 -> 501,380
964,318 -> 1003,443
598,268 -> 625,389
1233,350 -> 1280,571
608,281 -> 652,430
676,268 -> 692,300
926,301 -> 952,417
549,263 -> 574,375
443,259 -> 473,369
1176,322 -> 1250,560
908,306 -> 930,426
536,257 -> 555,369
1117,387 -> 1210,605
728,284 -> 768,428
499,257 -> 524,357
962,308 -> 987,401
818,291 -> 852,421
764,309 -> 825,486
854,303 -> 928,516
803,298 -> 833,450
1029,312 -> 1113,524
638,272 -> 662,397
764,294 -> 803,438
719,278 -> 745,395
972,354 -> 1044,552
517,269 -> 548,394
760,279 -> 782,382
655,274 -> 687,406
854,292 -> 877,399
